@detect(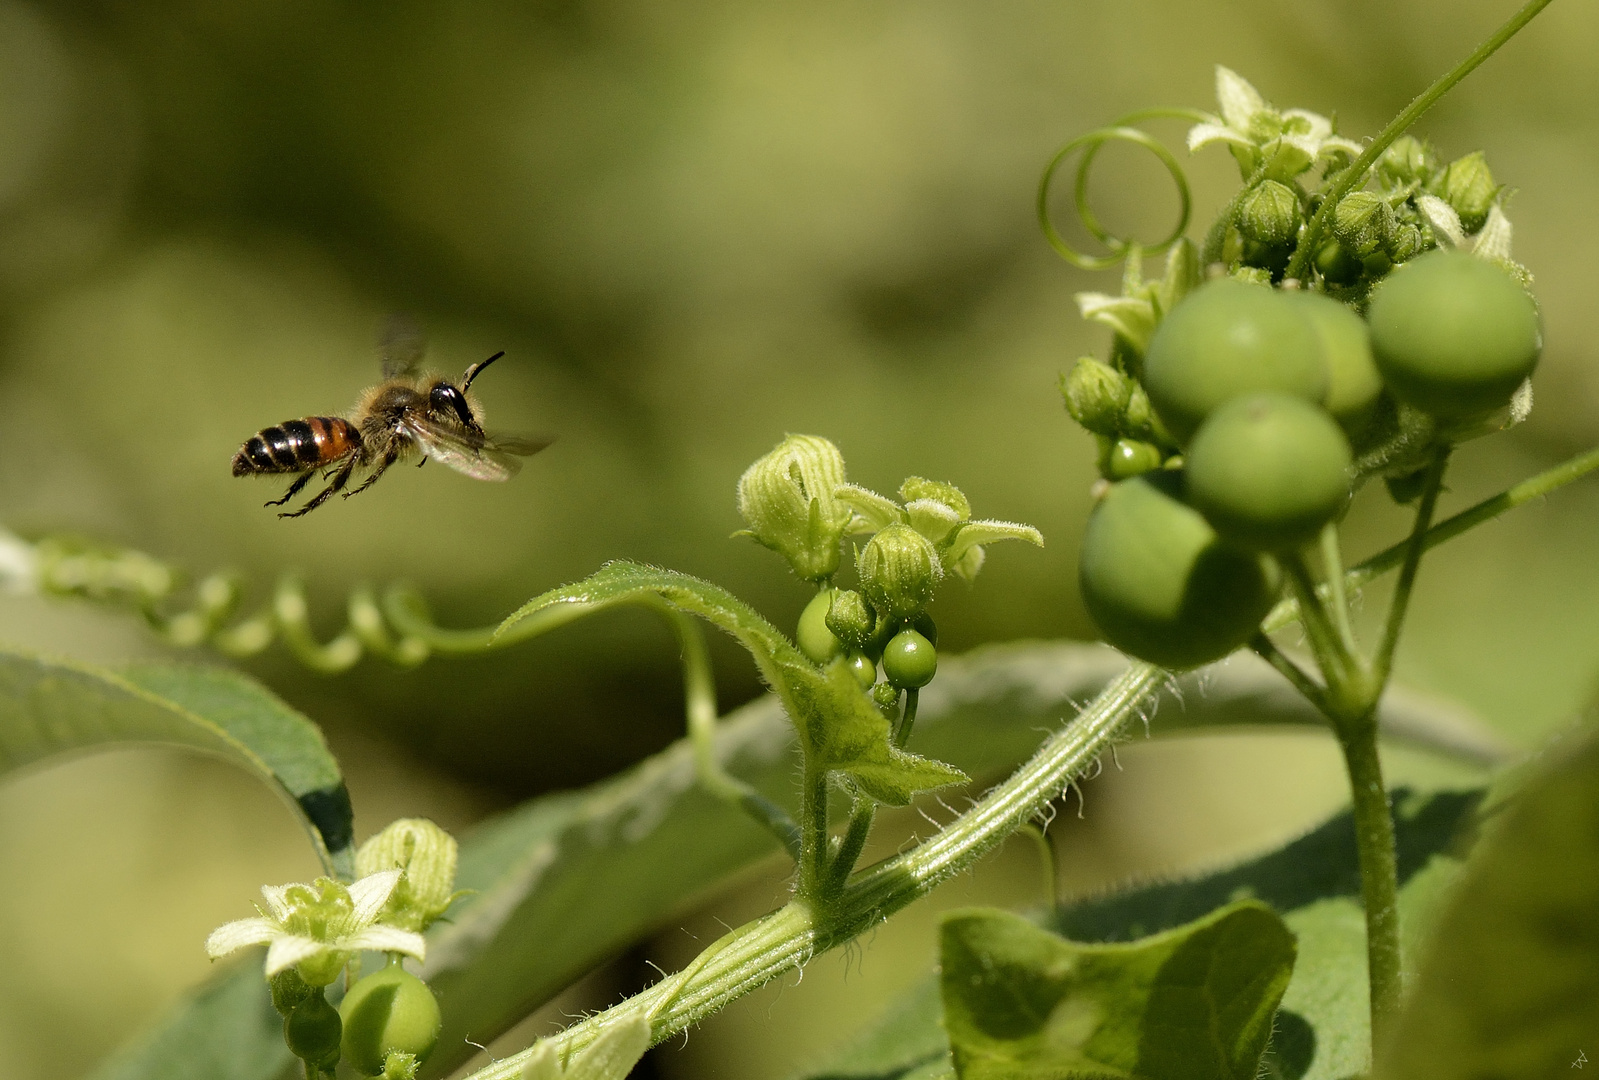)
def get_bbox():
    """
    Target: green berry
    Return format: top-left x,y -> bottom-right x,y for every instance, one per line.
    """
883,630 -> 937,689
1143,280 -> 1328,443
796,588 -> 841,663
843,650 -> 877,689
1283,291 -> 1383,437
1314,239 -> 1362,286
284,992 -> 342,1068
1186,393 -> 1352,552
1368,250 -> 1540,420
339,964 -> 442,1076
1078,473 -> 1278,669
1103,438 -> 1164,480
